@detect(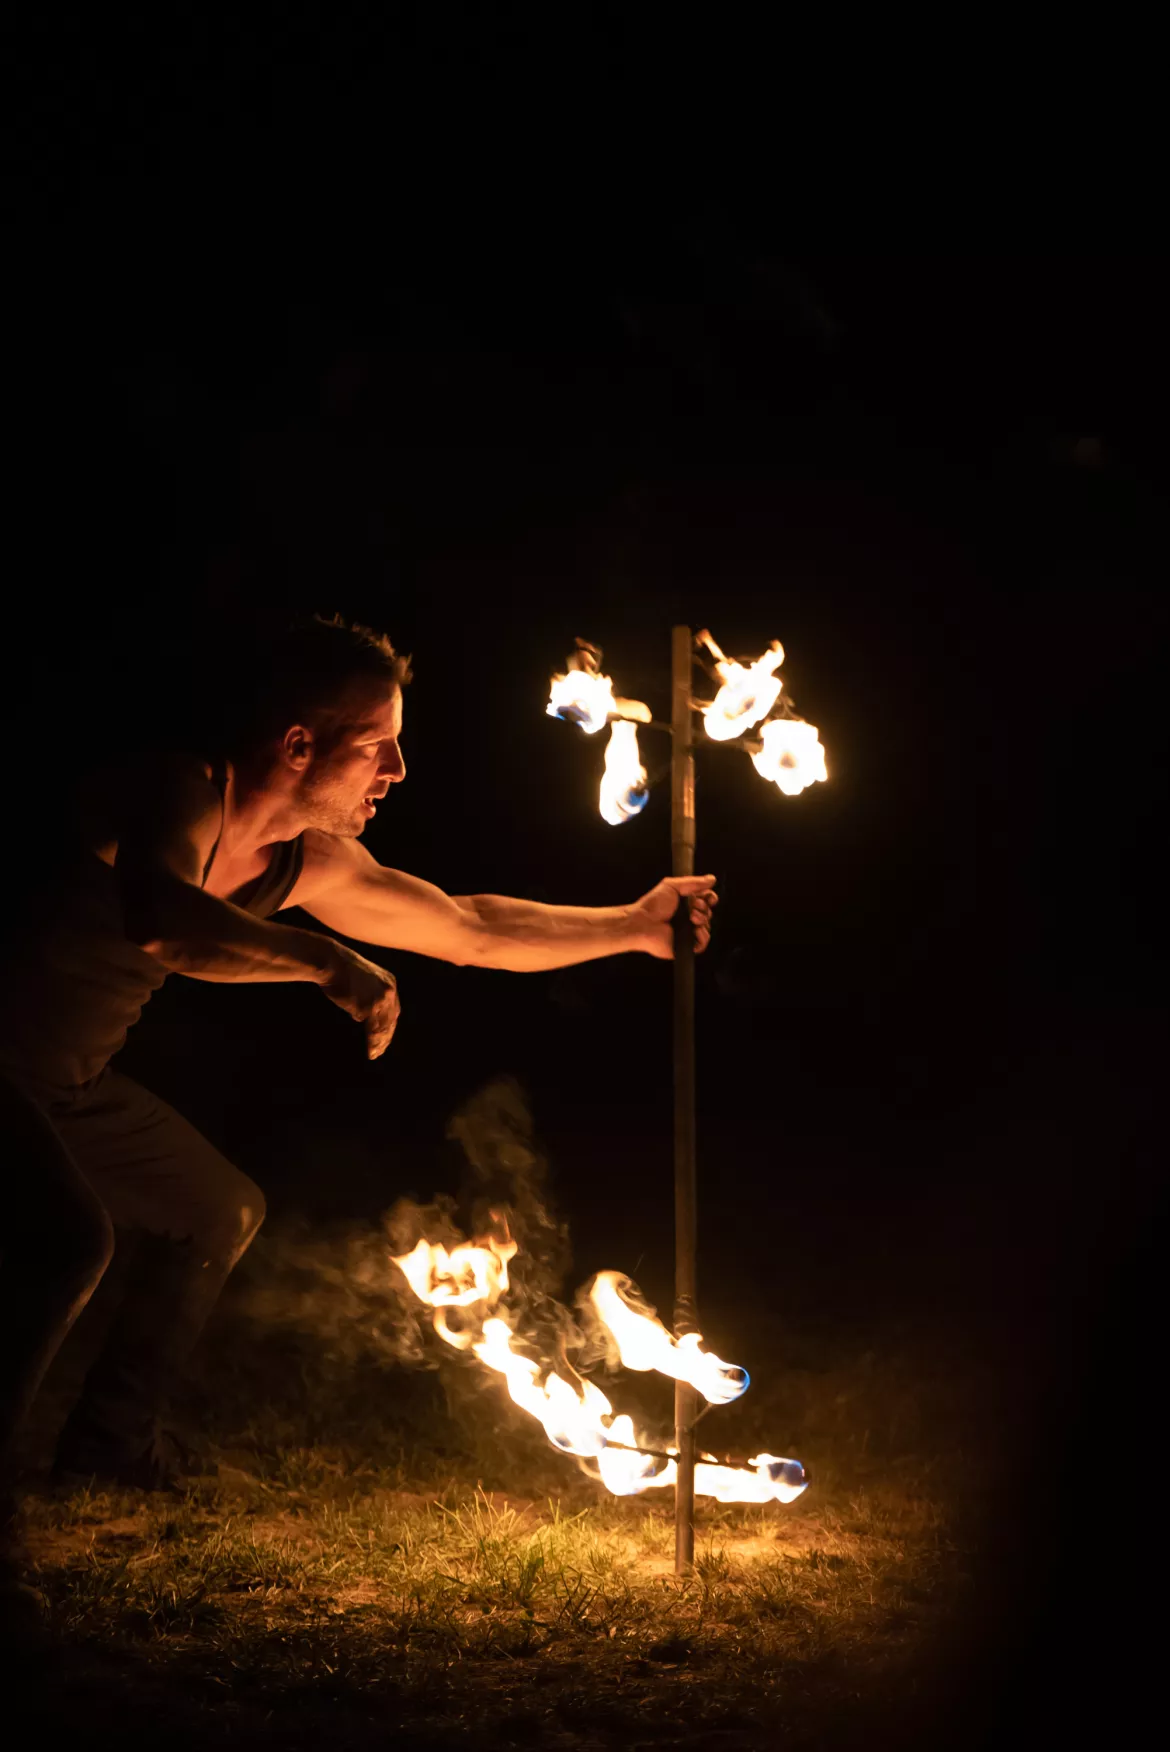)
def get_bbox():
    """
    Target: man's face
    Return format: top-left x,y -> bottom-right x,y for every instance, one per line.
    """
298,683 -> 407,836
